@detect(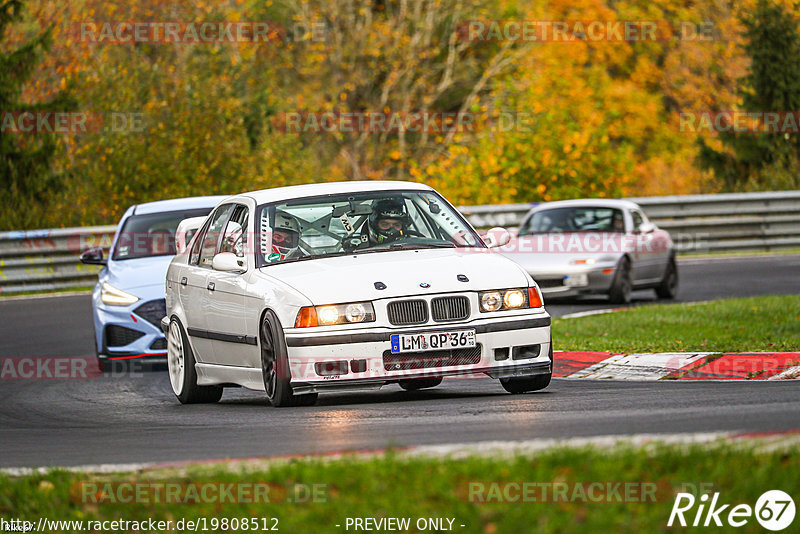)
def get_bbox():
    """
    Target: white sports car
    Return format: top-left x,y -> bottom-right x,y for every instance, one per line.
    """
502,199 -> 678,304
162,181 -> 552,407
